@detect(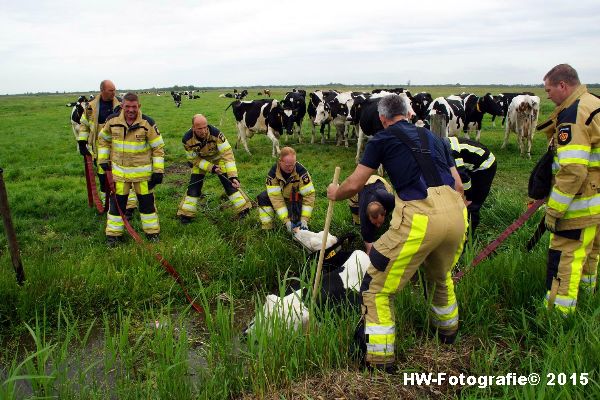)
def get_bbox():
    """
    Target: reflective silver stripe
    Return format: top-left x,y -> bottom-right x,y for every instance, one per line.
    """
299,183 -> 315,196
366,343 -> 394,353
463,180 -> 472,190
149,136 -> 164,148
140,213 -> 159,228
113,142 -> 149,151
198,160 -> 211,171
448,137 -> 460,152
430,302 -> 457,315
557,149 -> 590,163
98,148 -> 110,156
550,189 -> 574,206
112,164 -> 152,174
365,325 -> 395,335
431,315 -> 459,327
267,186 -> 282,194
276,207 -> 288,218
581,275 -> 596,283
99,131 -> 112,141
474,154 -> 496,171
567,195 -> 600,211
461,143 -> 485,156
545,293 -> 577,307
454,158 -> 465,168
218,141 -> 231,152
